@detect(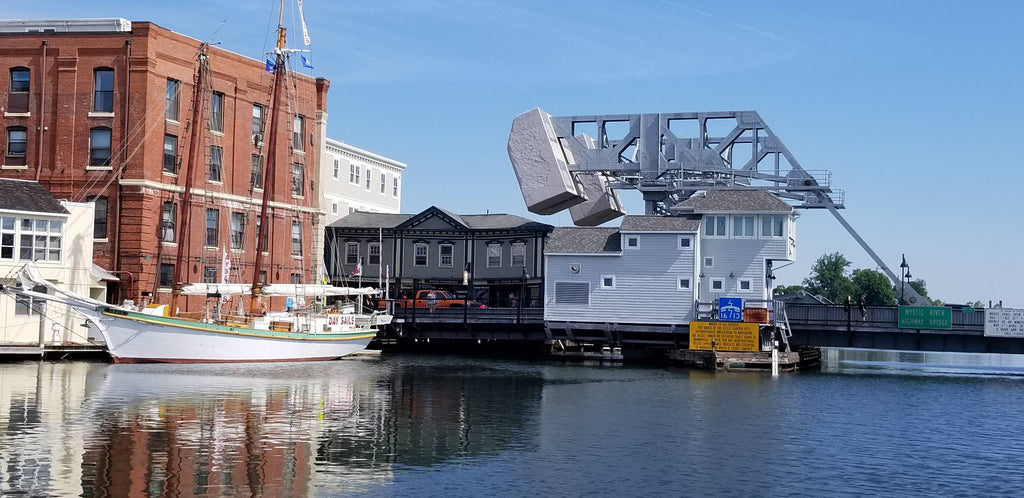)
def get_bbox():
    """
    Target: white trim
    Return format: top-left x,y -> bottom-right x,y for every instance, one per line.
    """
710,278 -> 724,291
624,236 -> 639,249
678,236 -> 691,249
87,111 -> 114,118
677,277 -> 691,290
738,279 -> 753,292
600,275 -> 615,289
